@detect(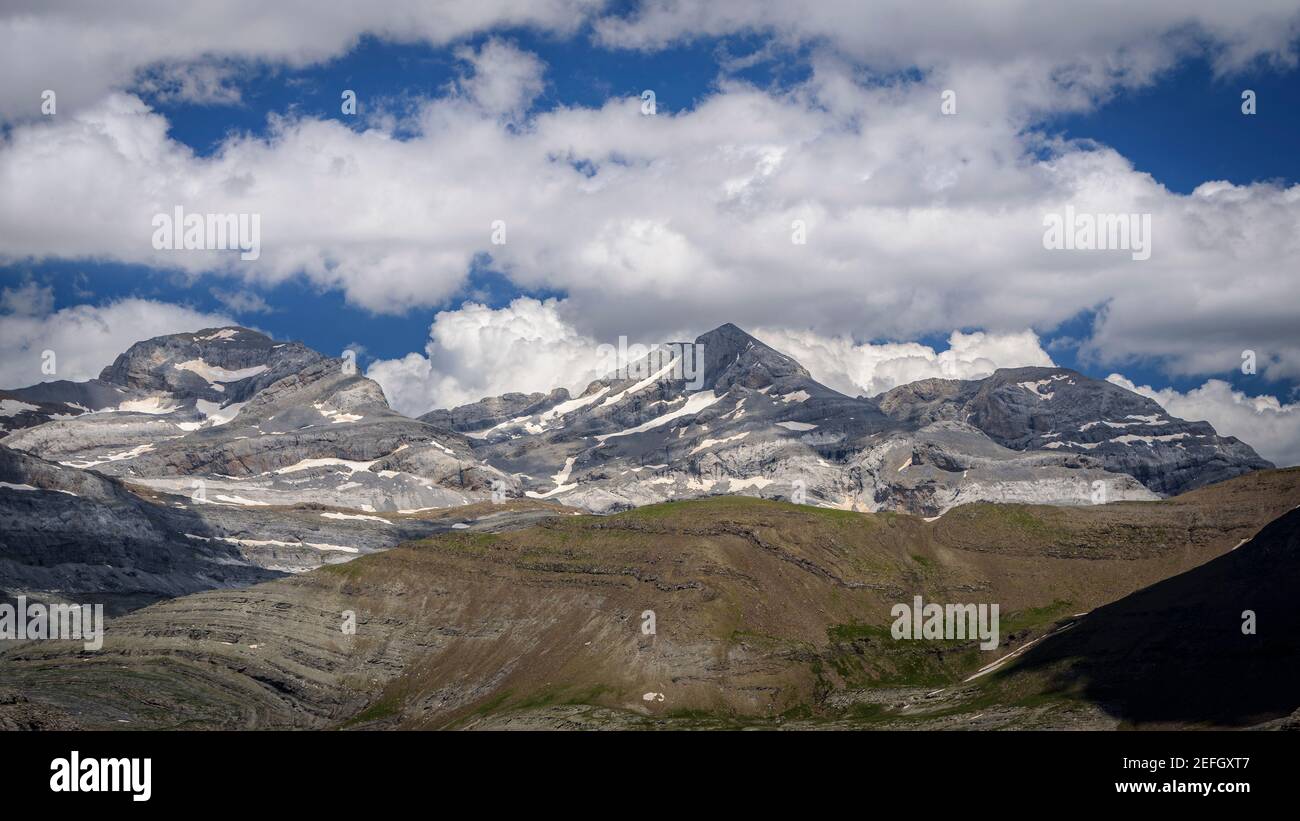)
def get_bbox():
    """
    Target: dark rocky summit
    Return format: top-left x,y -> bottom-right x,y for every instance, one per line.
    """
879,366 -> 1271,494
